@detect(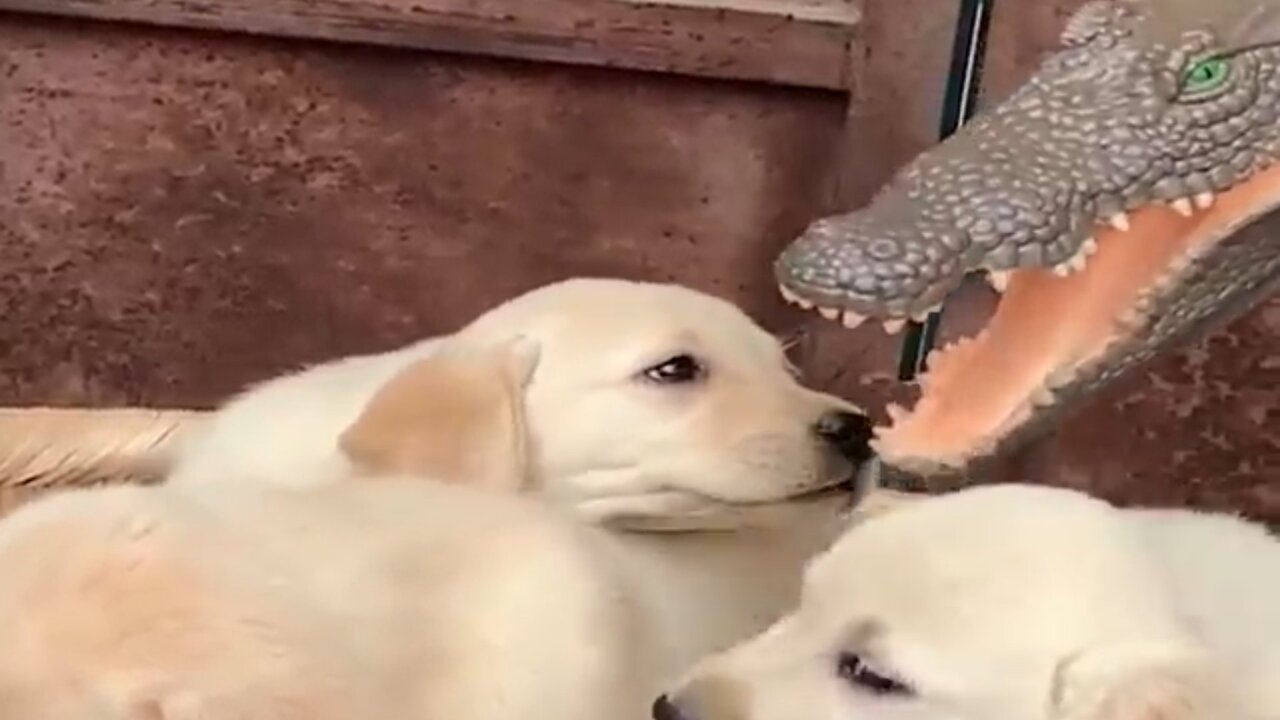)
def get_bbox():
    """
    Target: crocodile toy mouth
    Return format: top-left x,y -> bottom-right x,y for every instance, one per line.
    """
777,159 -> 1280,475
